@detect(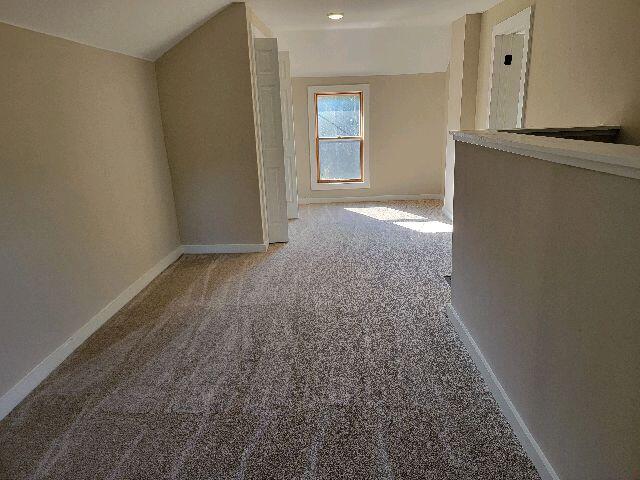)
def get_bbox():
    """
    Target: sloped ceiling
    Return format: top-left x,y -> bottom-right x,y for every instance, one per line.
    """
0,0 -> 500,75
